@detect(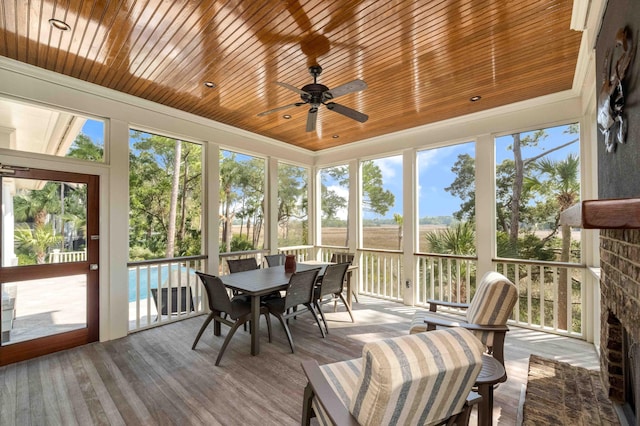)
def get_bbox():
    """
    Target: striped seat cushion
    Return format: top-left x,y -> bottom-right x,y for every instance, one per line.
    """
466,272 -> 518,346
349,328 -> 483,426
